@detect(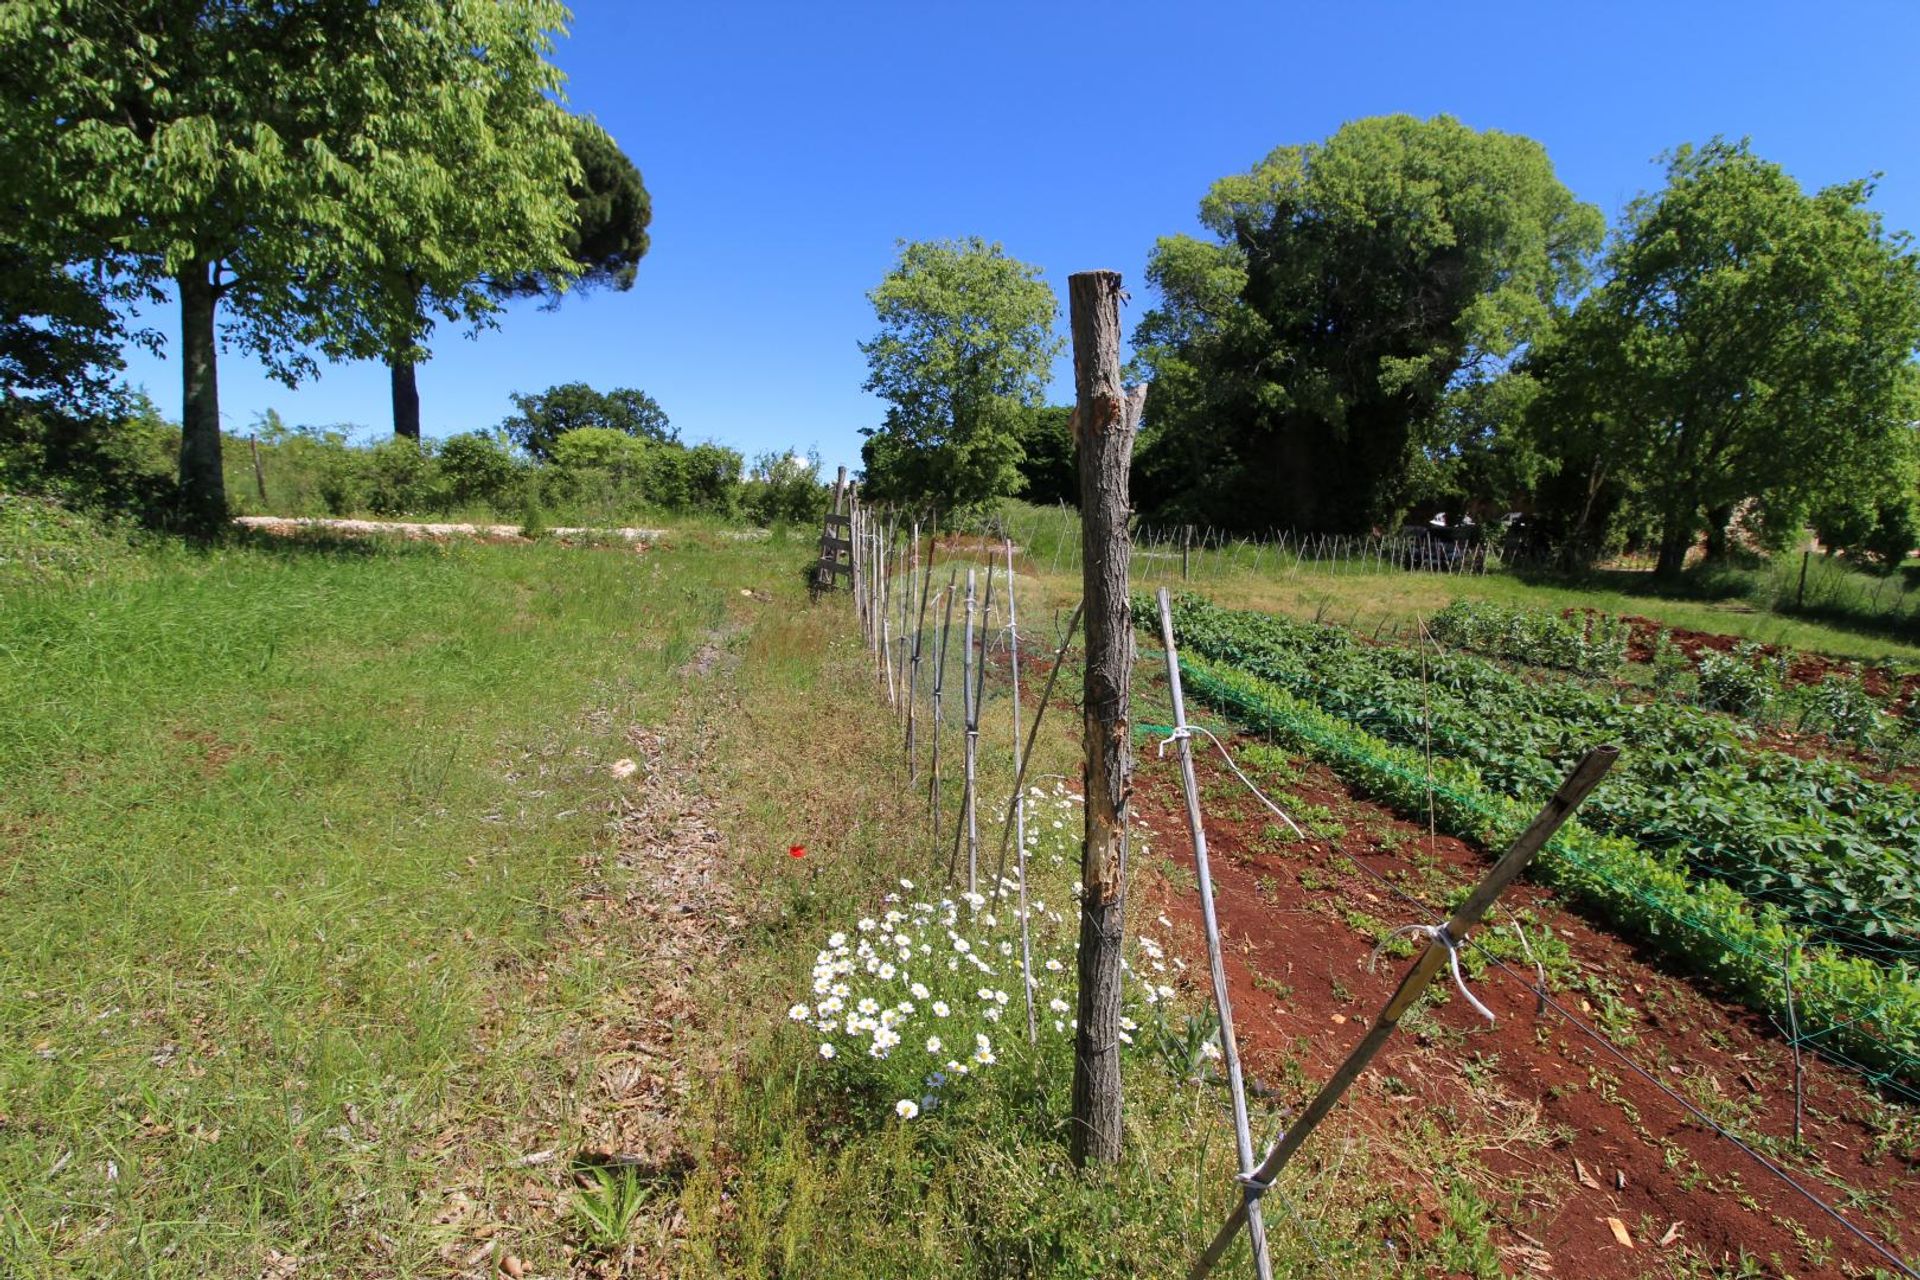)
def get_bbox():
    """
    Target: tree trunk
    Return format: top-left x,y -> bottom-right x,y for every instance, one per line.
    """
390,357 -> 422,441
1703,504 -> 1735,562
1654,515 -> 1693,579
176,260 -> 227,532
1068,270 -> 1145,1168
